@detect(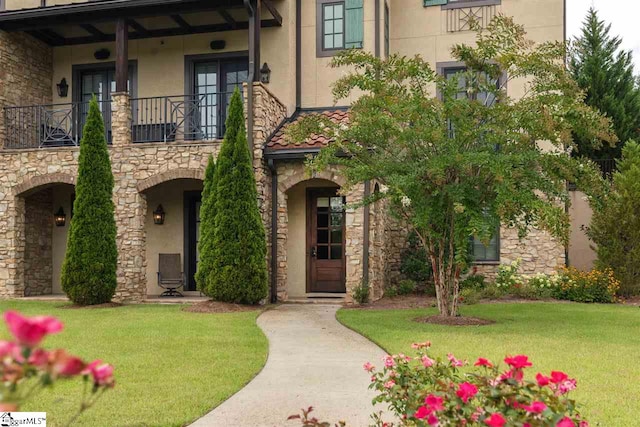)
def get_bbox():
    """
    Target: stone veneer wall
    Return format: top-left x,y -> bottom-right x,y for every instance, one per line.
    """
23,188 -> 53,296
0,31 -> 52,149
